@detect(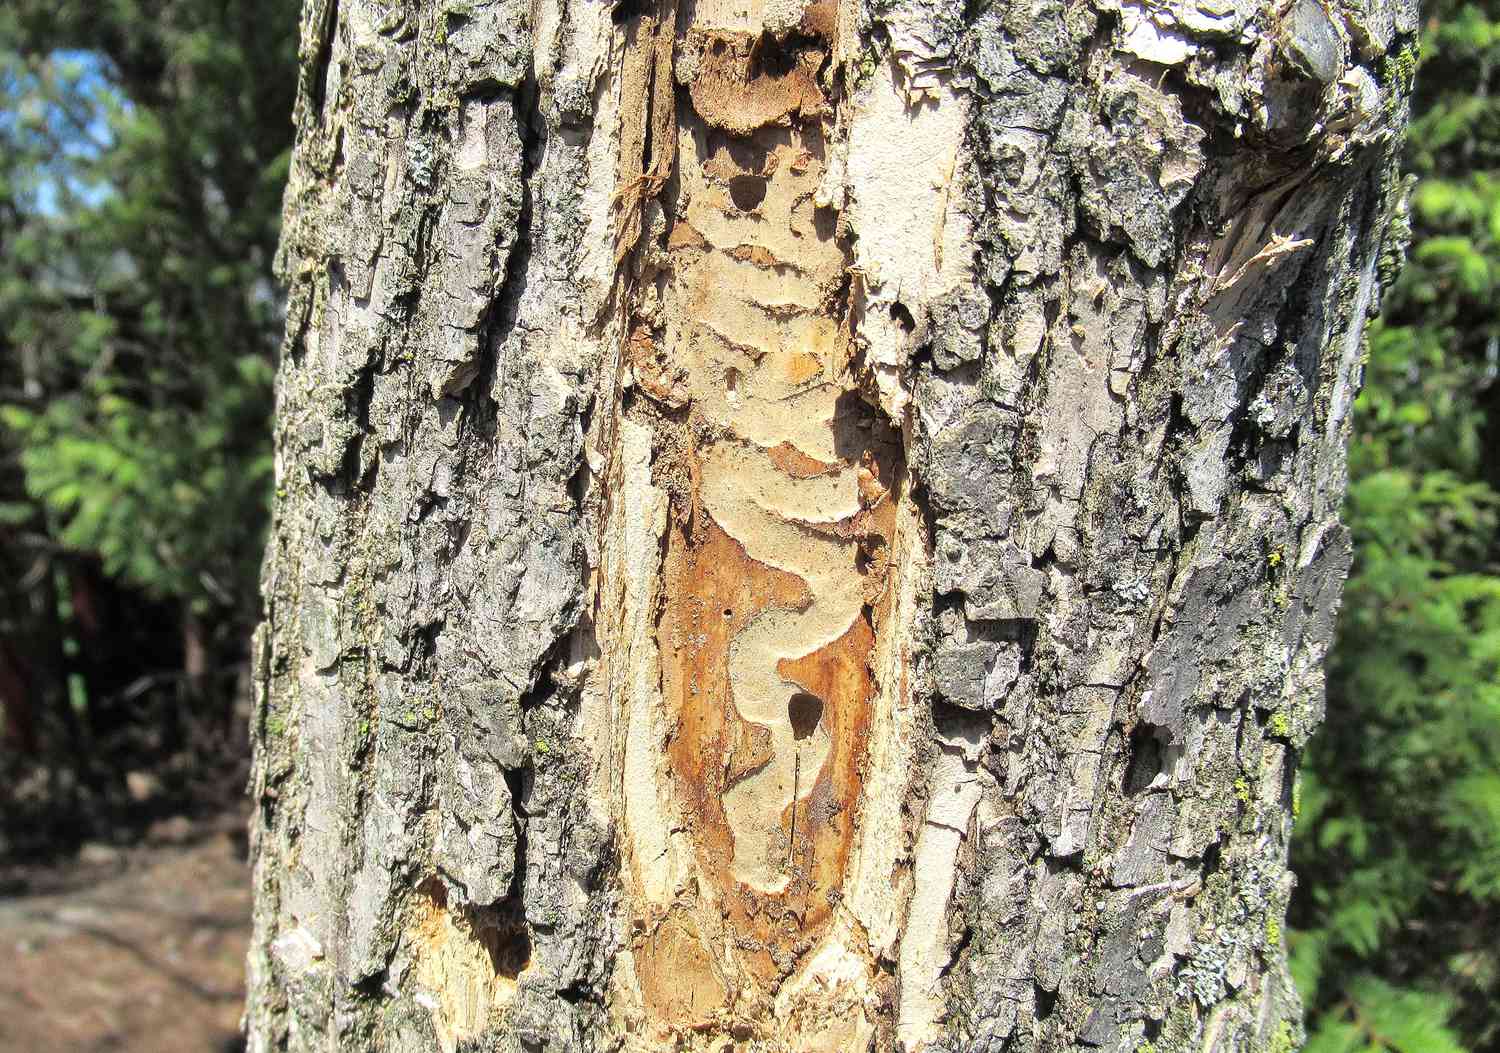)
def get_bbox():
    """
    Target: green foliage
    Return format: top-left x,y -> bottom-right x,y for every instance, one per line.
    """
1,359 -> 274,602
1292,5 -> 1500,1051
1300,978 -> 1467,1053
0,3 -> 296,851
0,2 -> 295,615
